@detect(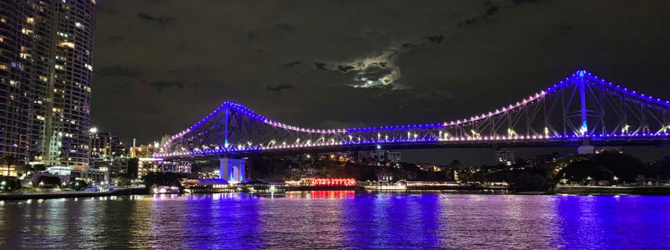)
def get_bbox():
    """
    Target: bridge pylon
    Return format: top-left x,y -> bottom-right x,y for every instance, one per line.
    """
219,157 -> 246,183
578,140 -> 595,154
